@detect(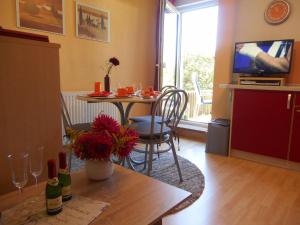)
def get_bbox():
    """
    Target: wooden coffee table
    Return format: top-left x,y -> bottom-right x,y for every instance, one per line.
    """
0,165 -> 191,225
